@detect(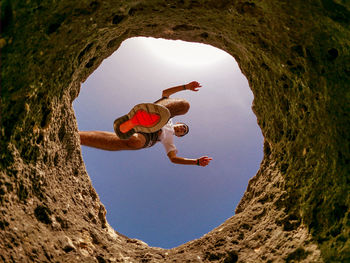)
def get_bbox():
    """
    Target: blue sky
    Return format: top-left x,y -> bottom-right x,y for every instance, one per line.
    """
73,37 -> 263,249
